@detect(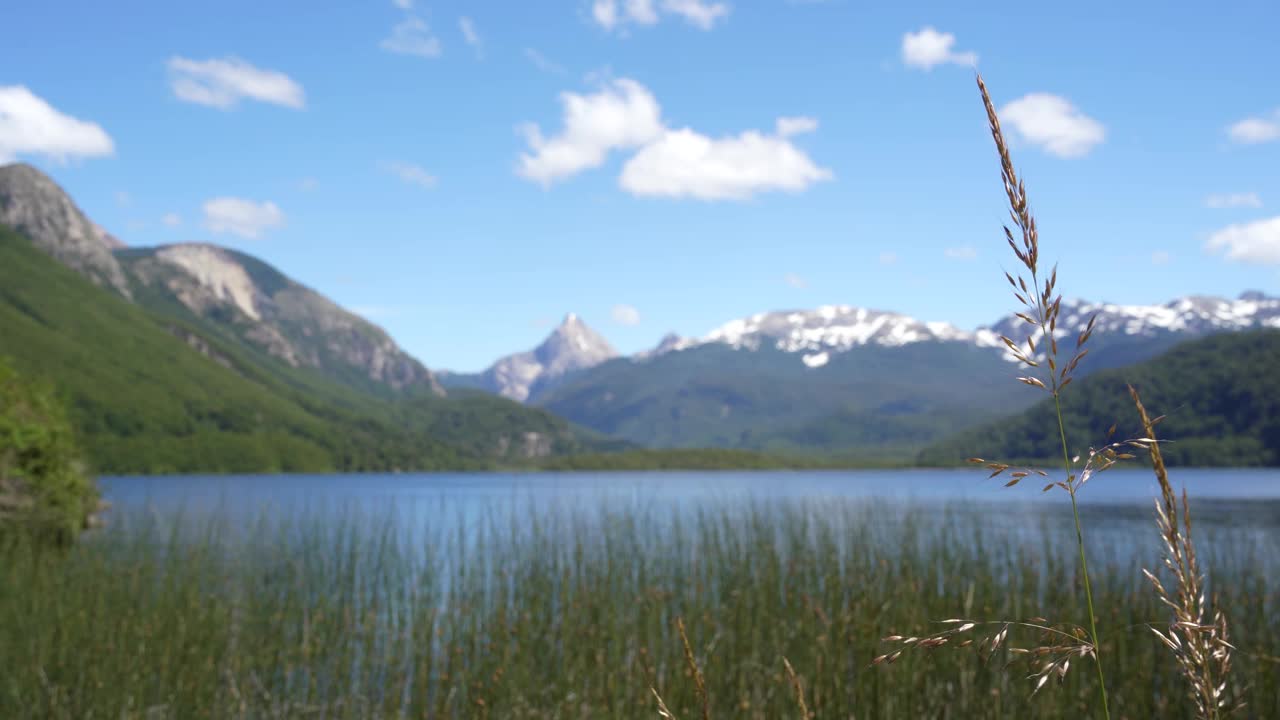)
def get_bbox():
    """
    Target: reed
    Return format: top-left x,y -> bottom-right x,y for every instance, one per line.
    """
1133,385 -> 1237,717
3,496 -> 1276,718
875,72 -> 1240,720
